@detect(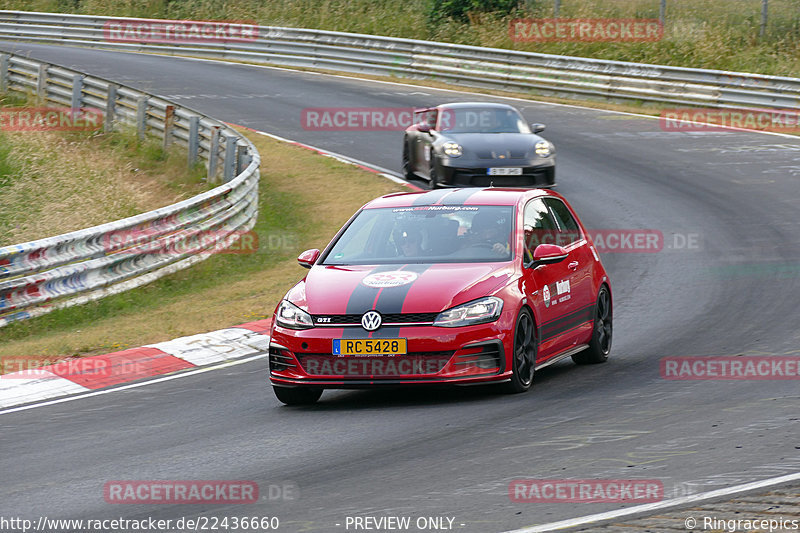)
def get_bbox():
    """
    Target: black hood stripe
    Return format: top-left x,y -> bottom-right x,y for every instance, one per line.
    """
412,189 -> 452,205
439,188 -> 483,205
343,264 -> 432,338
373,264 -> 432,314
345,265 -> 397,315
